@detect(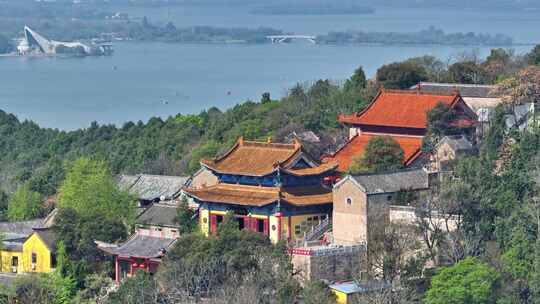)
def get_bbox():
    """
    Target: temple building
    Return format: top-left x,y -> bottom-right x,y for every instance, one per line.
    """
0,211 -> 58,275
183,137 -> 338,243
323,89 -> 477,172
118,174 -> 190,207
96,203 -> 179,283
